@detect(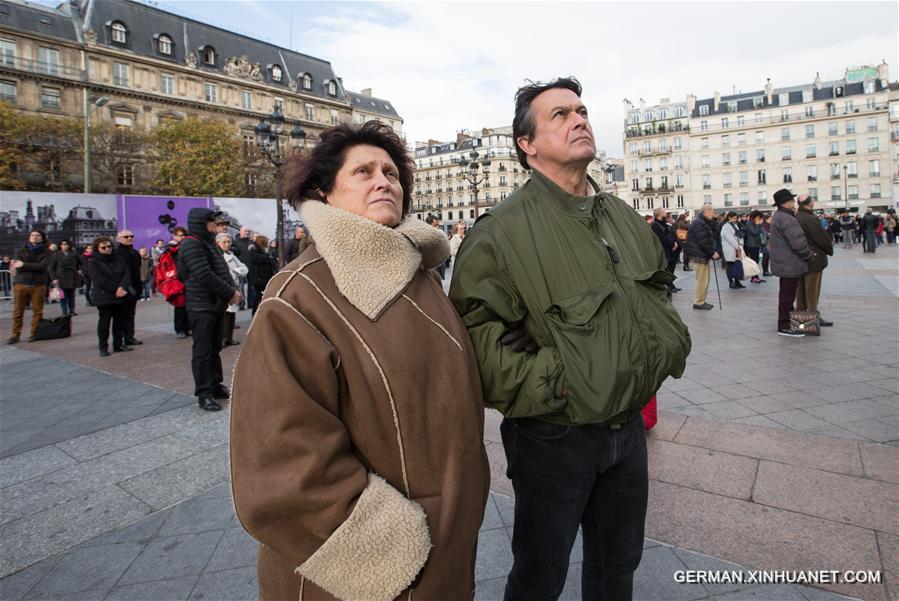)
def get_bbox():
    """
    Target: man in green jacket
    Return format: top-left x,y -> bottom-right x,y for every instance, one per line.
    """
450,77 -> 691,600
794,194 -> 834,326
